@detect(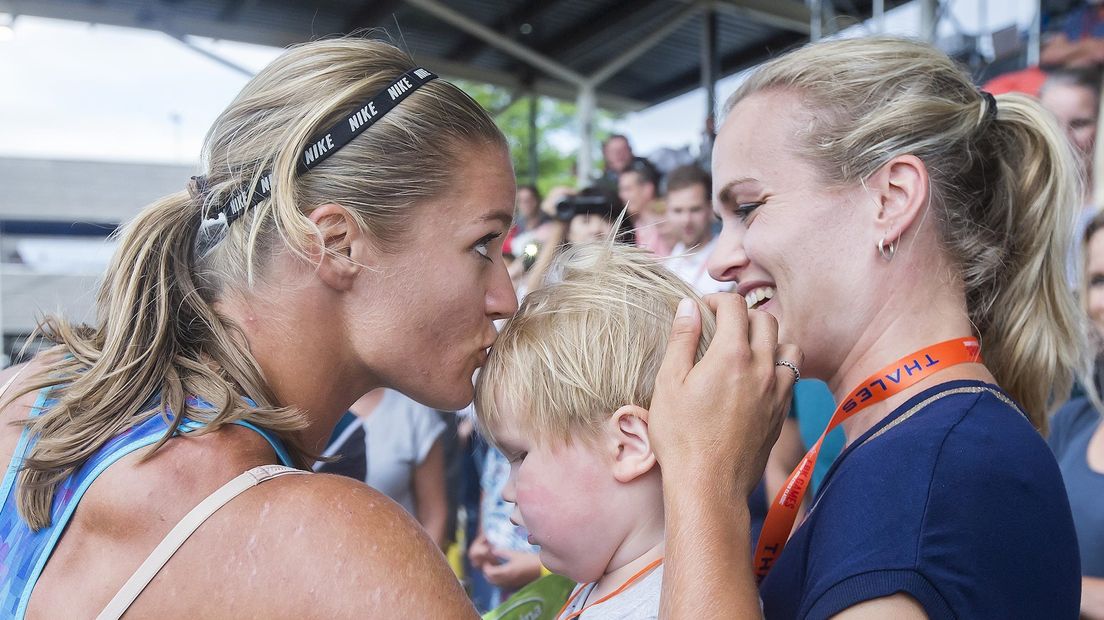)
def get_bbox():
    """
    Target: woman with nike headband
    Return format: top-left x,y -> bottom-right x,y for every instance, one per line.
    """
0,32 -> 801,618
647,36 -> 1091,618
